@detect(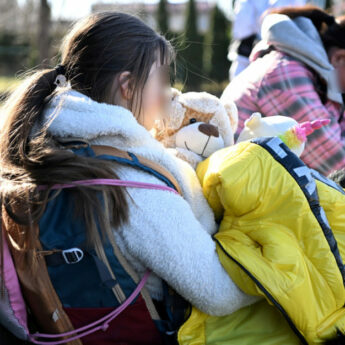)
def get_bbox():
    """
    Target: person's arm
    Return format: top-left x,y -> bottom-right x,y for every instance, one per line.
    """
117,169 -> 258,316
232,0 -> 256,40
257,57 -> 345,175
